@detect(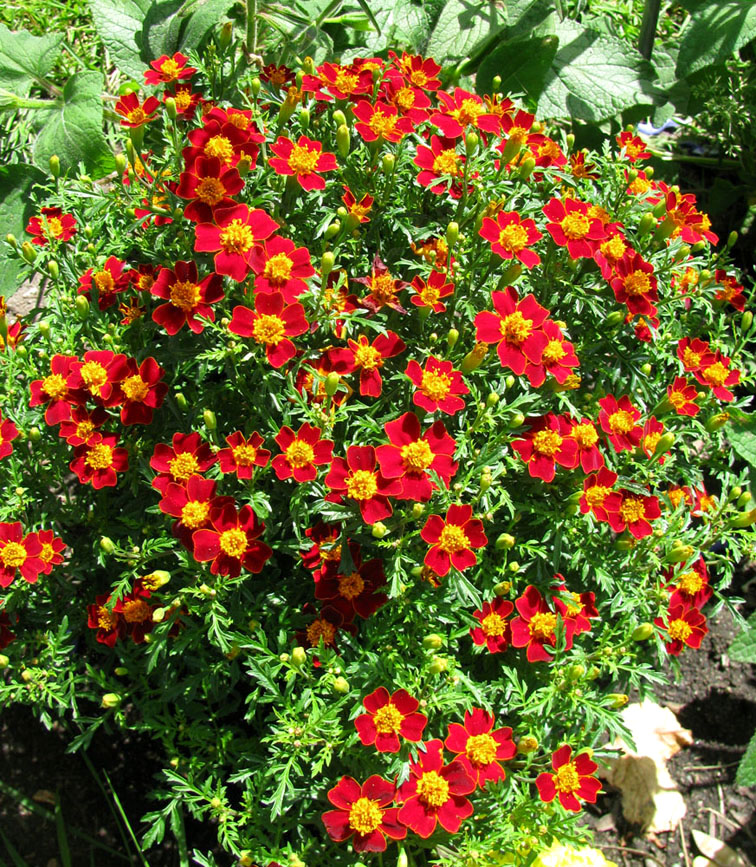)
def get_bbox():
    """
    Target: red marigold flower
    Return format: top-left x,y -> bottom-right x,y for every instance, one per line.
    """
375,412 -> 457,502
144,52 -> 196,85
29,354 -> 80,425
26,206 -> 77,246
666,376 -> 700,417
109,356 -> 167,425
511,585 -> 574,662
329,331 -> 406,398
228,292 -> 308,368
353,99 -> 415,142
379,69 -> 432,122
606,488 -> 661,539
610,251 -> 658,316
58,406 -> 107,446
616,131 -> 650,162
0,411 -> 19,459
390,51 -> 442,90
445,708 -> 516,789
183,115 -> 264,170
528,134 -> 567,172
580,467 -> 619,522
217,431 -> 270,480
659,184 -> 718,245
695,352 -> 740,402
511,413 -> 578,483
397,739 -> 475,838
78,257 -> 131,310
114,91 -> 161,127
355,686 -> 427,752
0,522 -> 44,587
342,186 -> 374,223
431,87 -> 502,138
410,271 -> 455,313
597,394 -> 643,452
525,320 -> 580,388
87,594 -> 125,647
479,211 -> 542,269
677,337 -> 715,373
300,522 -> 343,572
113,580 -> 156,645
663,556 -> 712,609
405,356 -> 469,415
151,260 -> 225,335
641,417 -> 667,462
567,418 -> 603,473
268,135 -> 338,191
714,269 -> 746,311
325,445 -> 402,525
470,597 -> 514,654
542,197 -> 607,259
570,149 -> 599,179
164,83 -> 200,119
420,504 -> 487,577
296,602 -> 356,652
27,529 -> 66,575
272,423 -> 333,483
248,235 -> 315,303
691,484 -> 717,517
261,63 -> 295,89
302,62 -> 373,101
192,502 -> 272,578
593,230 -> 629,279
174,156 -> 244,223
551,579 -> 599,636
322,775 -> 406,853
351,254 -> 409,314
158,473 -> 222,542
414,135 -> 468,198
70,434 -> 129,489
150,431 -> 217,493
536,745 -> 601,812
474,287 -> 549,376
0,608 -> 16,650
654,600 -> 708,656
315,542 -> 387,619
194,203 -> 278,282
